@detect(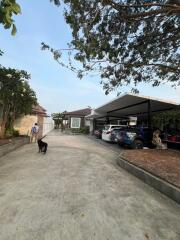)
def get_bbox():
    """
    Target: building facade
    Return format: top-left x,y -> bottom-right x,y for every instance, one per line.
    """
14,105 -> 54,137
64,108 -> 91,129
